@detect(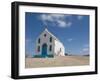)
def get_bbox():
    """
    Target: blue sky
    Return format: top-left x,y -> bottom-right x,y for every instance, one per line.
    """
25,12 -> 89,56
